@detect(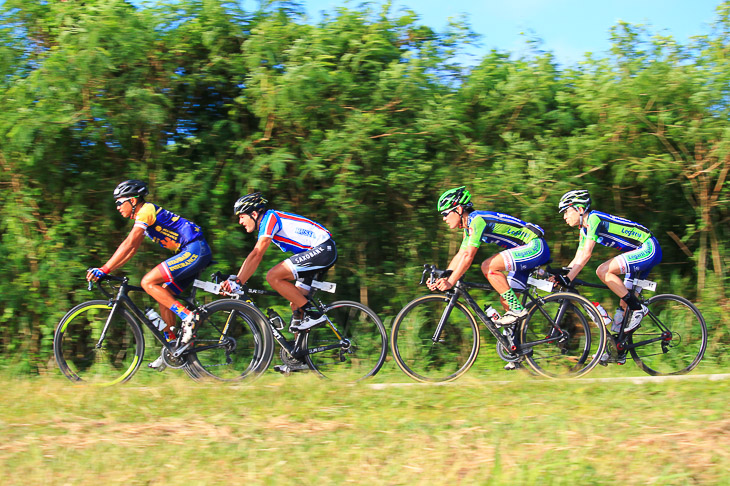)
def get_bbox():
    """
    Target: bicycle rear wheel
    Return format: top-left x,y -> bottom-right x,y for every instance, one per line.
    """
303,301 -> 387,382
520,292 -> 606,378
54,300 -> 144,386
185,299 -> 272,382
629,294 -> 707,375
391,295 -> 480,382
